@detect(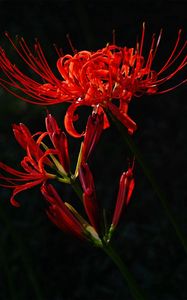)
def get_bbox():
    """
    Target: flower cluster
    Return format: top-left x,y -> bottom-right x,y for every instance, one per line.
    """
0,112 -> 134,246
0,24 -> 186,247
0,25 -> 186,137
